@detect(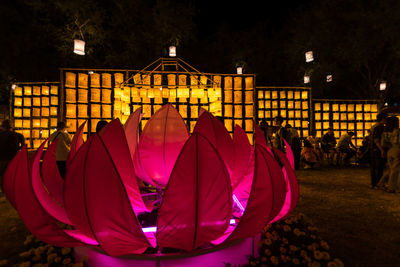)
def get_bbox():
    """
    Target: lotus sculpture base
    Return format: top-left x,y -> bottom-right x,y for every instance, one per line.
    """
74,235 -> 259,267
